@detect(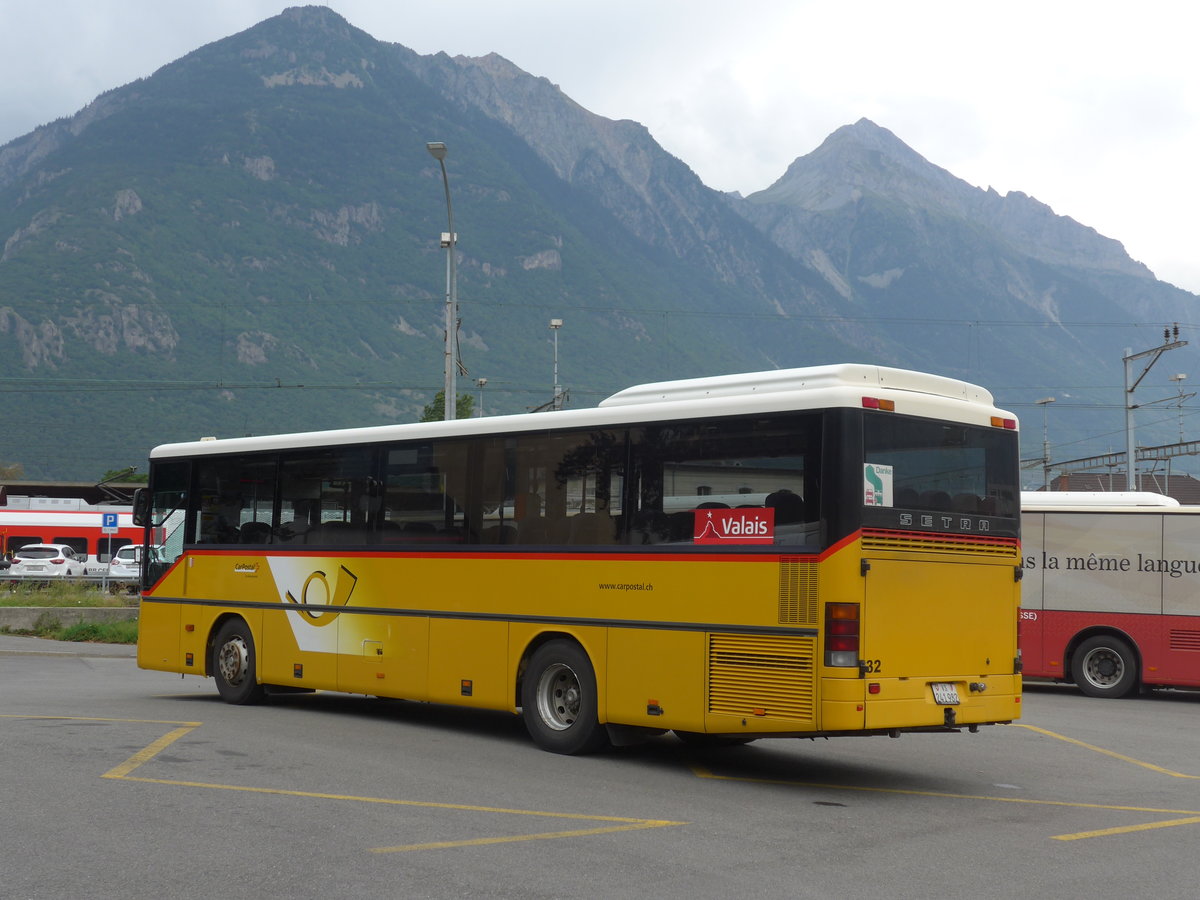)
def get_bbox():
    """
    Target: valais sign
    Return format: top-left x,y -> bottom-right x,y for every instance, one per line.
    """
693,508 -> 775,545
